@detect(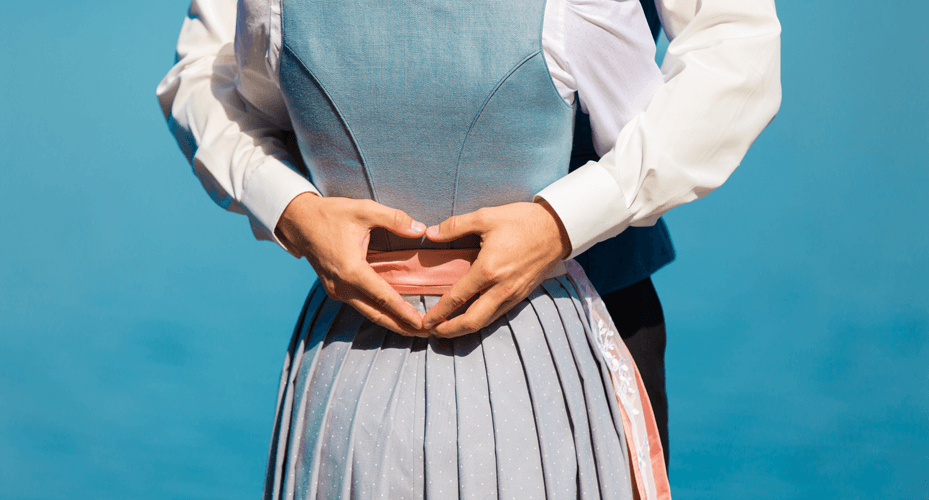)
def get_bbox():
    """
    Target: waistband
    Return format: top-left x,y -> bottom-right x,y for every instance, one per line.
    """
367,249 -> 567,295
